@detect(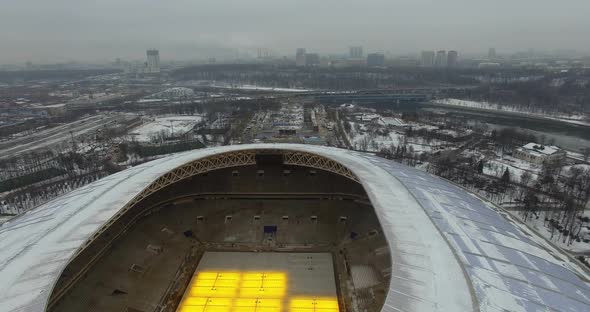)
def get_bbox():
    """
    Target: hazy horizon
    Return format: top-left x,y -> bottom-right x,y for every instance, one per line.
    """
1,0 -> 590,64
